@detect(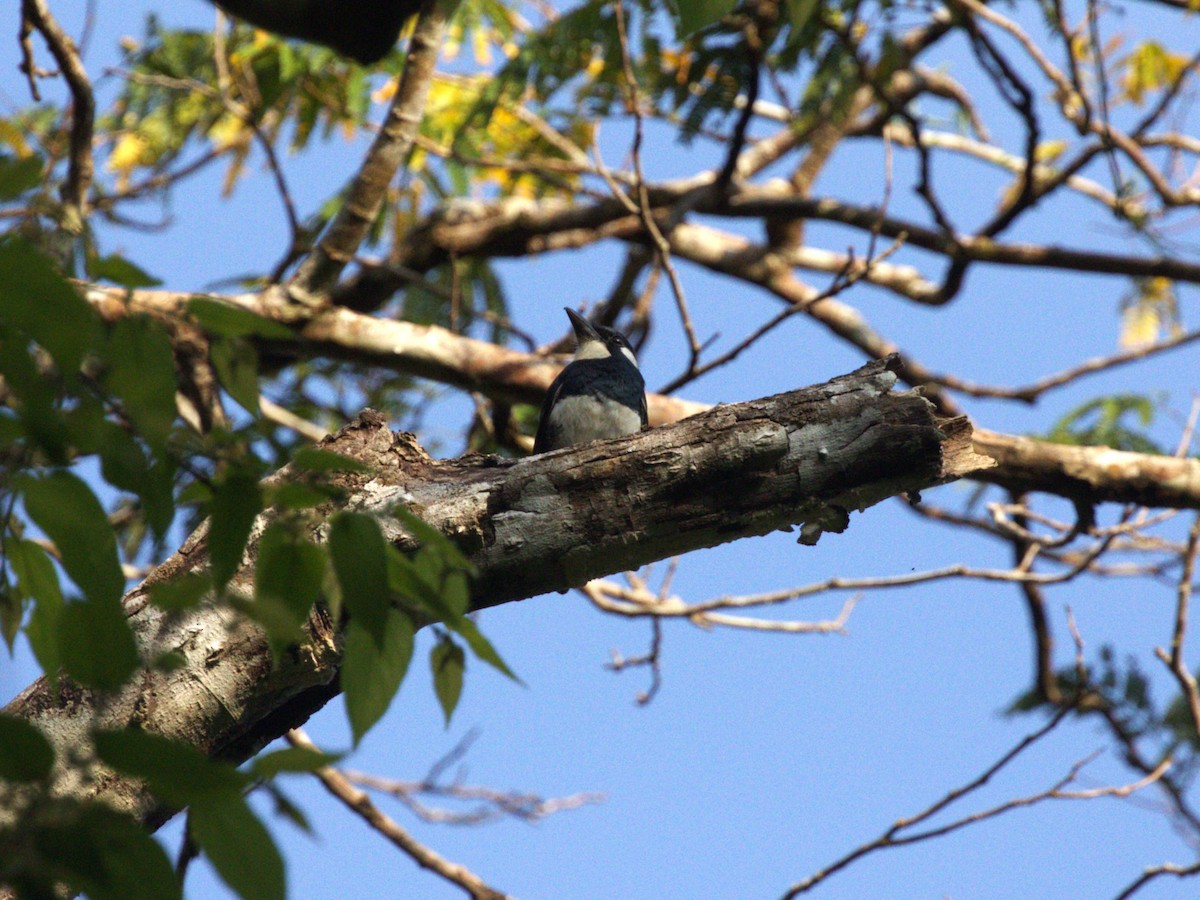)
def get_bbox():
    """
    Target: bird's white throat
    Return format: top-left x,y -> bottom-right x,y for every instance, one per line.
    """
574,340 -> 638,368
